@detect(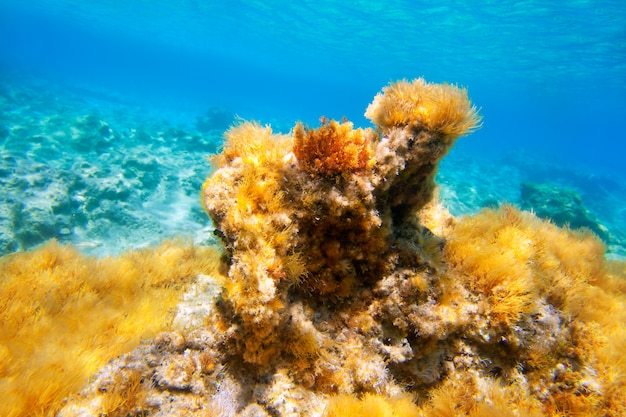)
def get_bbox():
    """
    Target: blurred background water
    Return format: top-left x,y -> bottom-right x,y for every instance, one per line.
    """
0,0 -> 625,257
